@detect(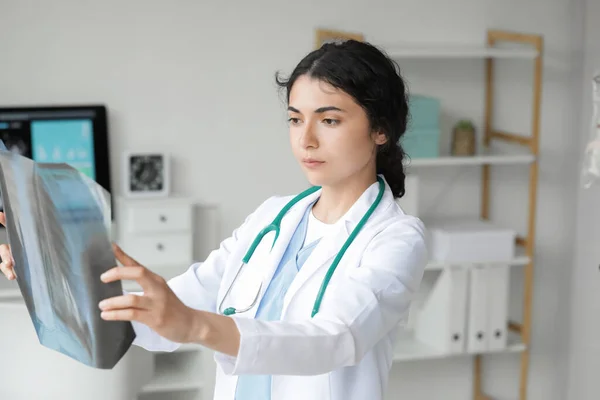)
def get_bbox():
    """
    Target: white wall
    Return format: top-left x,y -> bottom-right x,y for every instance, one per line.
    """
0,0 -> 491,237
0,1 -> 586,399
566,0 -> 600,398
